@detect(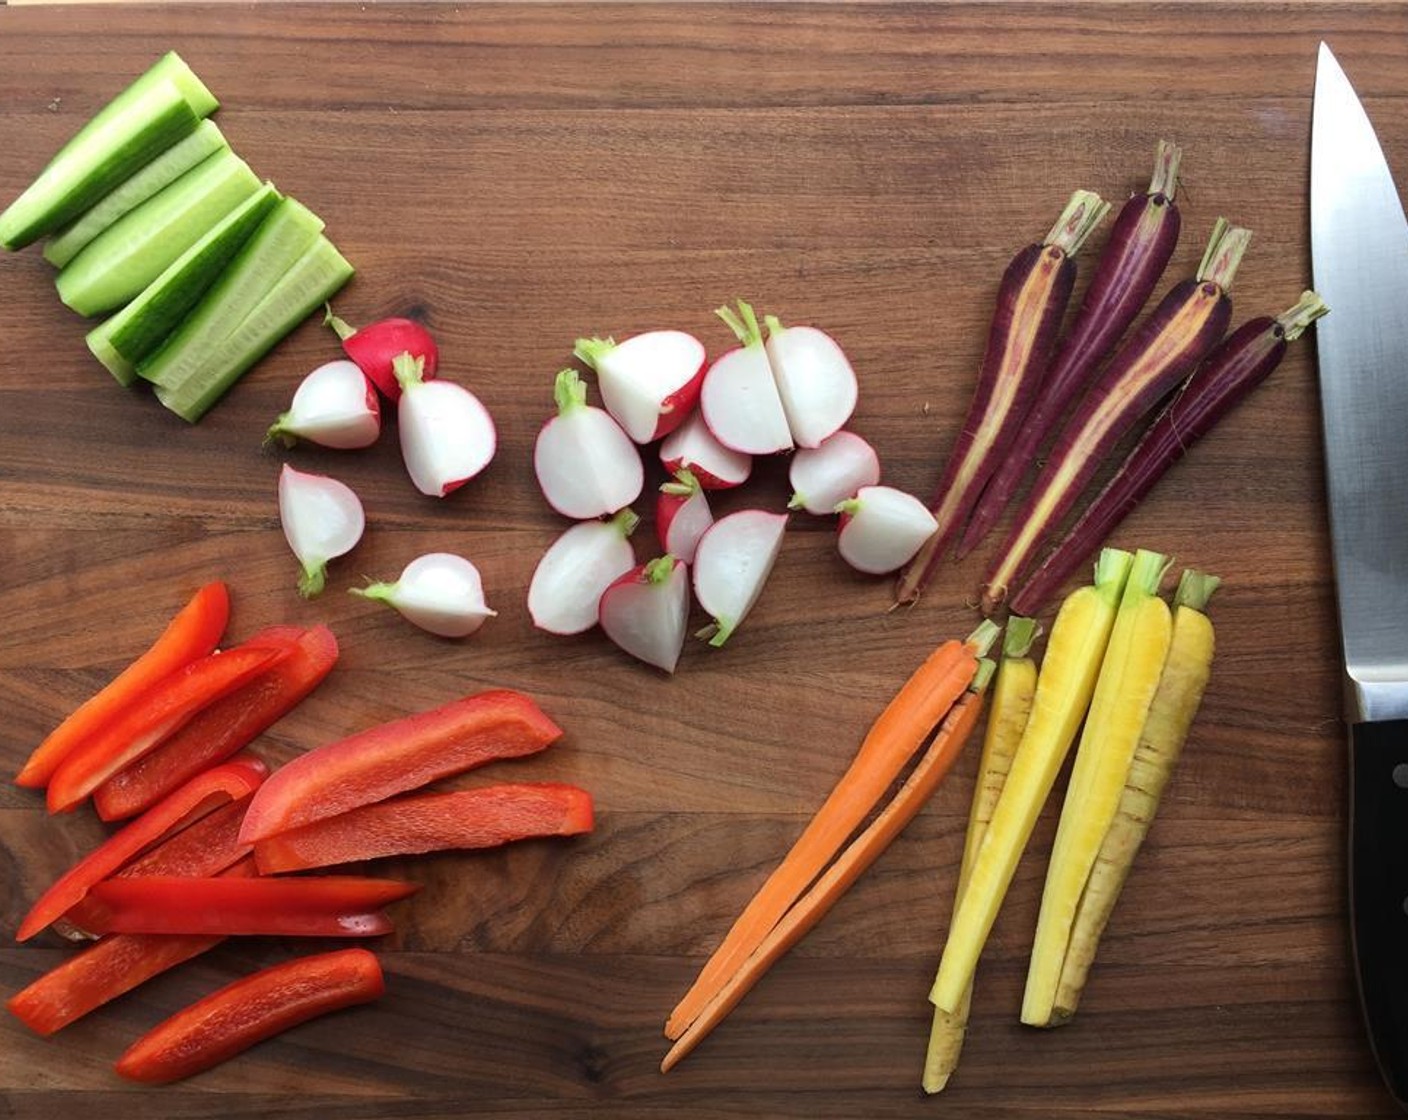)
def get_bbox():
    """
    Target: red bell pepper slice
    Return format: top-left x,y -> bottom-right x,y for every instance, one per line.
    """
16,582 -> 229,788
46,640 -> 289,814
114,947 -> 384,1084
7,861 -> 257,1036
253,782 -> 594,873
16,755 -> 267,941
238,689 -> 563,844
79,875 -> 419,937
93,625 -> 339,821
